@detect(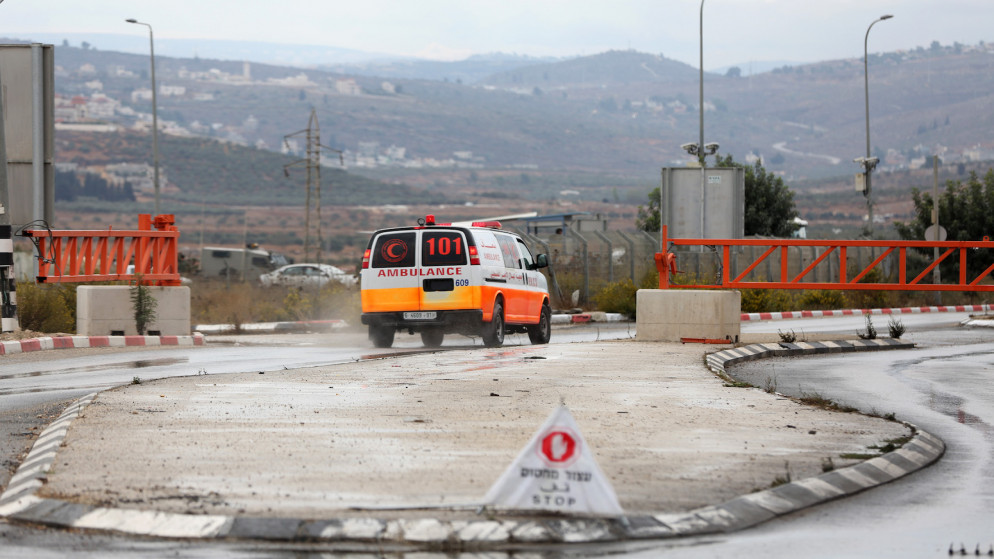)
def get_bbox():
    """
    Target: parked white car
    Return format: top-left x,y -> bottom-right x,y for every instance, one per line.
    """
259,263 -> 357,288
